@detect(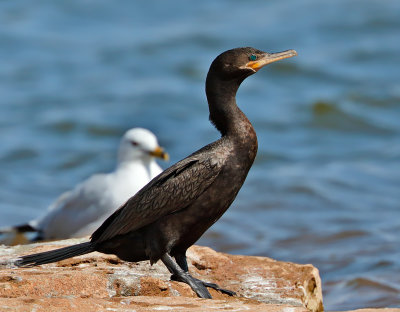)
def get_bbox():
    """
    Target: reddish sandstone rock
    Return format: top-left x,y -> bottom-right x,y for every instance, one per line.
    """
0,297 -> 312,312
346,310 -> 400,312
0,238 -> 323,312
